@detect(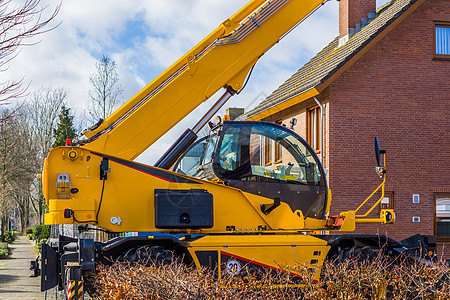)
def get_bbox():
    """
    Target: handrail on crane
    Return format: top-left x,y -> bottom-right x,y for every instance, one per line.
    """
355,152 -> 388,219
